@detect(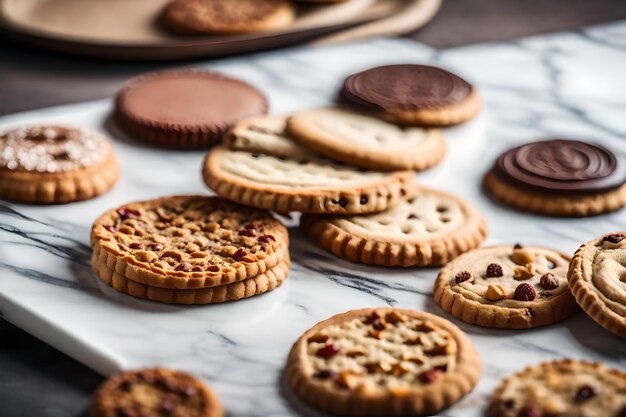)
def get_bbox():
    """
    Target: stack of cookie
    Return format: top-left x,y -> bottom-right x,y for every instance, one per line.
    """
202,64 -> 487,267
